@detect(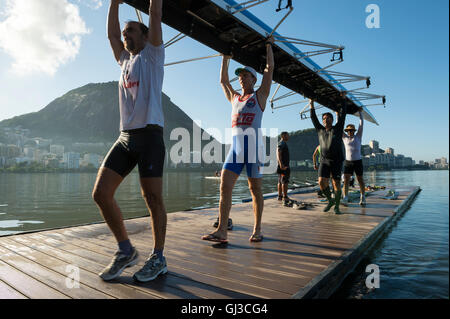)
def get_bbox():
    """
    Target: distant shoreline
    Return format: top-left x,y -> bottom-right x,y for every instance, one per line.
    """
0,166 -> 443,174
